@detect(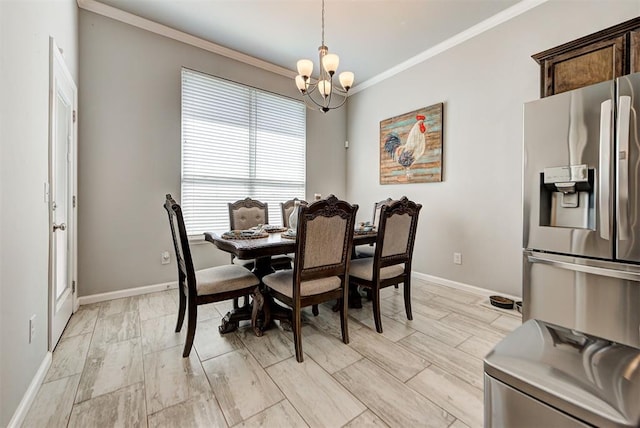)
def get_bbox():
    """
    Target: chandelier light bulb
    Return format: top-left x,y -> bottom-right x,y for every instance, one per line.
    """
296,59 -> 313,79
295,75 -> 307,93
322,53 -> 339,74
318,79 -> 332,97
338,71 -> 354,91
